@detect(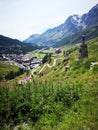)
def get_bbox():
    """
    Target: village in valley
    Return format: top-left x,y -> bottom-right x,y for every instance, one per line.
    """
0,53 -> 43,71
0,48 -> 64,71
